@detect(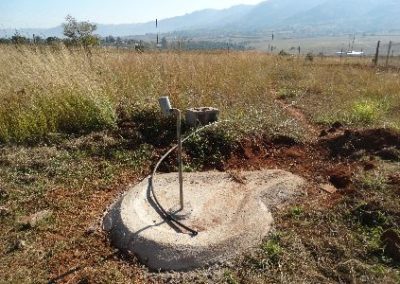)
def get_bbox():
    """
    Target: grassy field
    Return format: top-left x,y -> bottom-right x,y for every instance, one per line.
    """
0,45 -> 399,283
